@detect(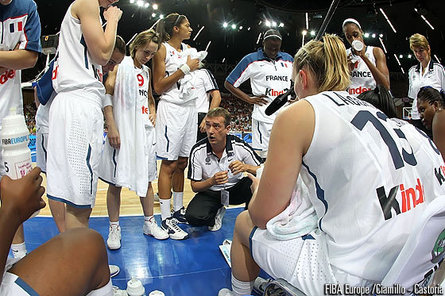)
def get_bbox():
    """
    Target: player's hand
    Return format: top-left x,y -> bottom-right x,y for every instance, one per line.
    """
347,53 -> 357,72
186,56 -> 200,72
103,6 -> 122,22
149,113 -> 156,126
107,125 -> 120,149
212,171 -> 229,185
247,172 -> 259,194
0,167 -> 45,223
248,95 -> 268,106
229,160 -> 245,175
199,117 -> 206,133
